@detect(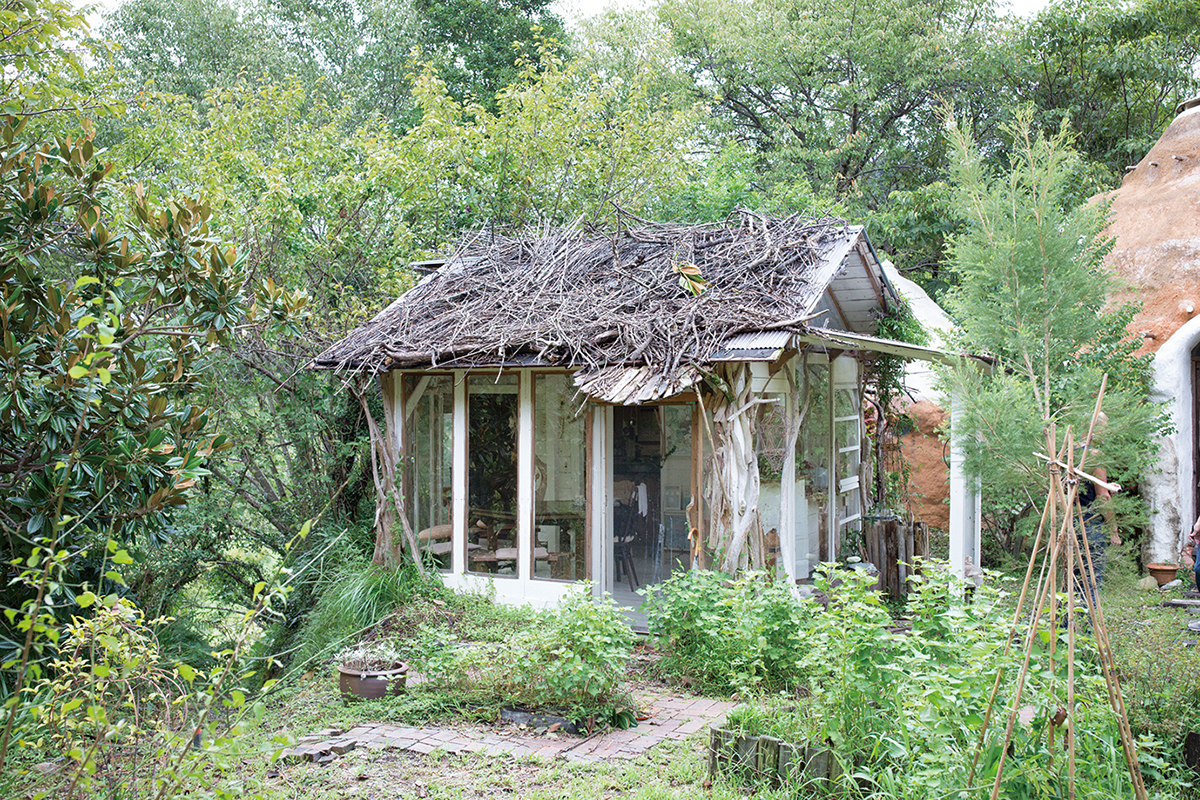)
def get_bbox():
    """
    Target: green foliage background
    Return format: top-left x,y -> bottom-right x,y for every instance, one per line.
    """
0,0 -> 1197,791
